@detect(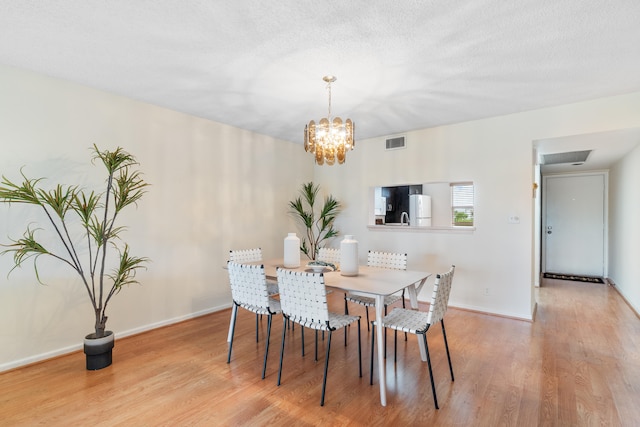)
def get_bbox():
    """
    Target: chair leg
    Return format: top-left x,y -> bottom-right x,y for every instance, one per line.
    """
370,322 -> 375,385
262,314 -> 272,379
401,293 -> 408,341
357,319 -> 362,378
301,326 -> 305,357
320,330 -> 333,406
344,293 -> 349,315
383,305 -> 388,359
365,307 -> 370,331
255,313 -> 259,343
227,304 -> 238,363
315,330 -> 319,361
423,333 -> 439,409
394,329 -> 398,363
277,317 -> 287,386
344,323 -> 347,346
441,320 -> 454,381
